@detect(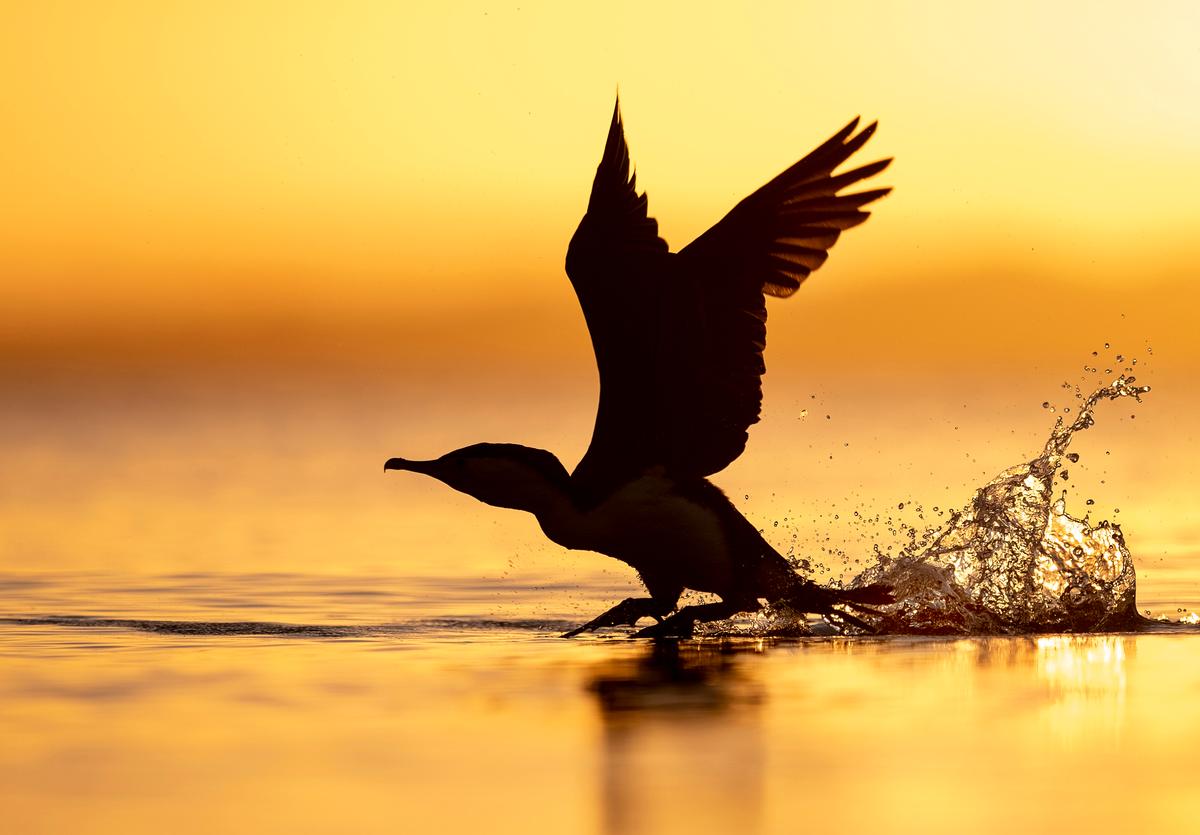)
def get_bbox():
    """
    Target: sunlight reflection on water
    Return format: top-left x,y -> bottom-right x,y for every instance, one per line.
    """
3,381 -> 1199,832
1,575 -> 1200,835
